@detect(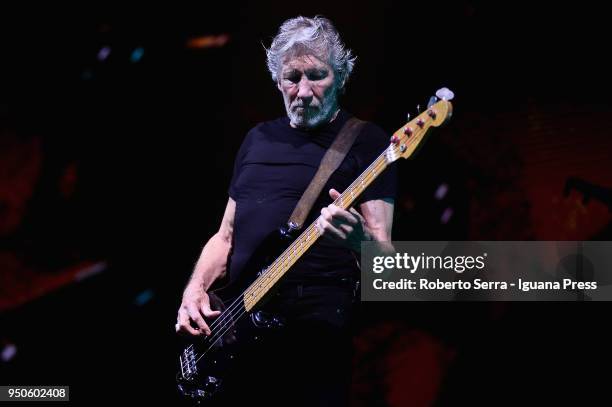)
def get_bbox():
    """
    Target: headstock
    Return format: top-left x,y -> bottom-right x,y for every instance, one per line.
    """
386,88 -> 454,162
